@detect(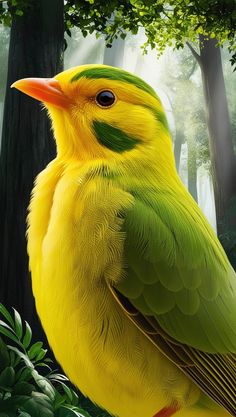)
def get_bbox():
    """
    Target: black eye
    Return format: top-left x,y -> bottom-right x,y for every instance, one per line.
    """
96,90 -> 116,107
